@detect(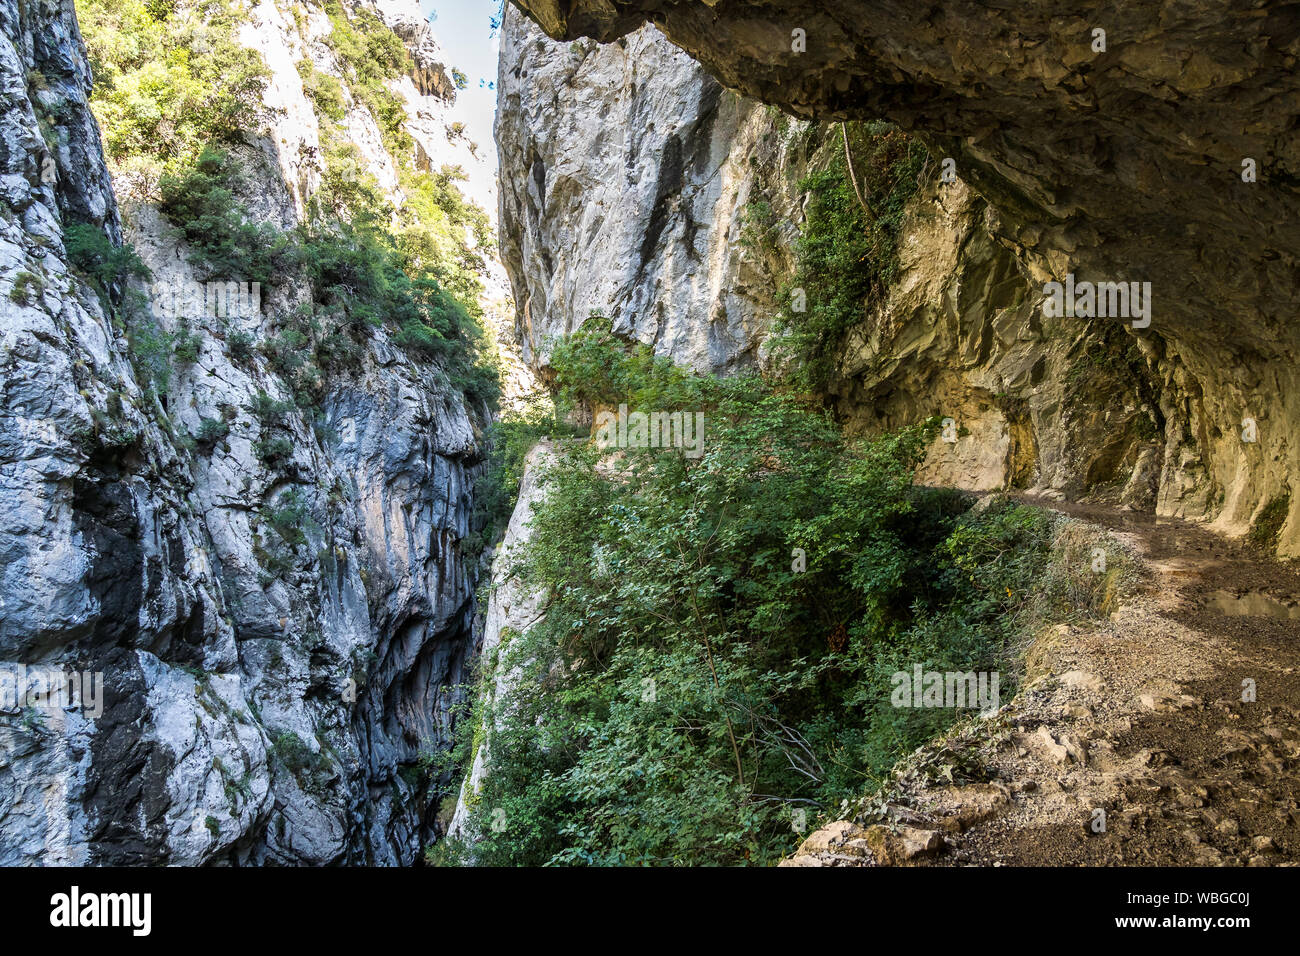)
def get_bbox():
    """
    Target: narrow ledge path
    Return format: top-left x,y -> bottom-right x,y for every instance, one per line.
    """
784,498 -> 1300,867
